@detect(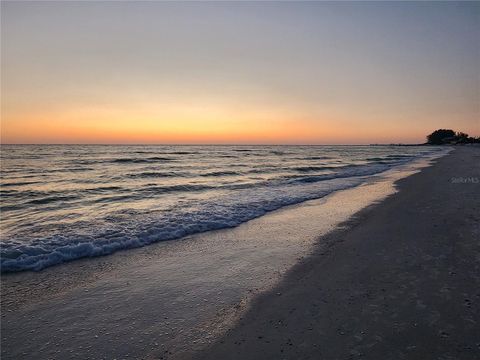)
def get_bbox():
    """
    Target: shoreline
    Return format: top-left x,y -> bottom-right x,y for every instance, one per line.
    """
195,146 -> 480,360
1,148 -> 464,359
